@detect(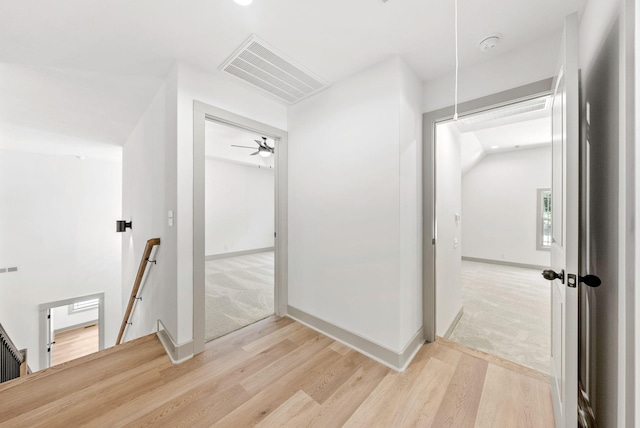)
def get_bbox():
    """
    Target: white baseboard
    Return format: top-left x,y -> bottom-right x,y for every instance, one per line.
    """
54,320 -> 98,334
205,247 -> 274,261
443,307 -> 464,339
462,256 -> 549,271
156,320 -> 193,364
287,306 -> 424,372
